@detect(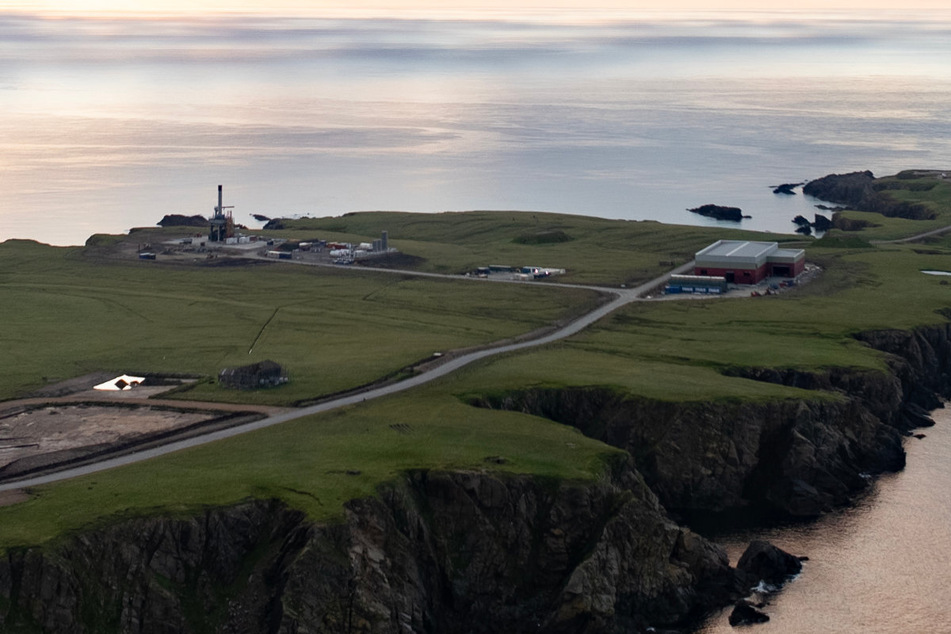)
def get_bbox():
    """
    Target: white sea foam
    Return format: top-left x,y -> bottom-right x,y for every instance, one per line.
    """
751,580 -> 779,594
